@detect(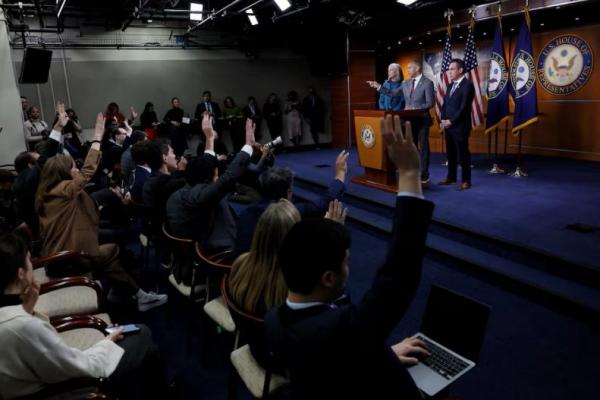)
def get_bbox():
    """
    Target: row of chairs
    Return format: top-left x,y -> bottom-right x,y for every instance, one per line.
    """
158,223 -> 290,399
